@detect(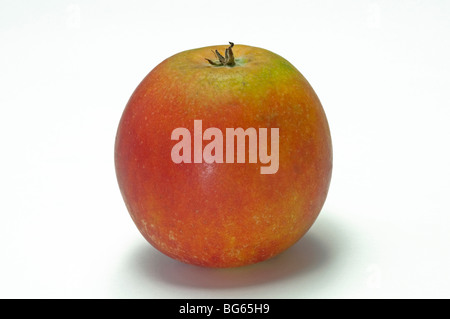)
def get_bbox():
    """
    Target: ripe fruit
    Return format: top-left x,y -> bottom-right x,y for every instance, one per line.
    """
115,42 -> 332,268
